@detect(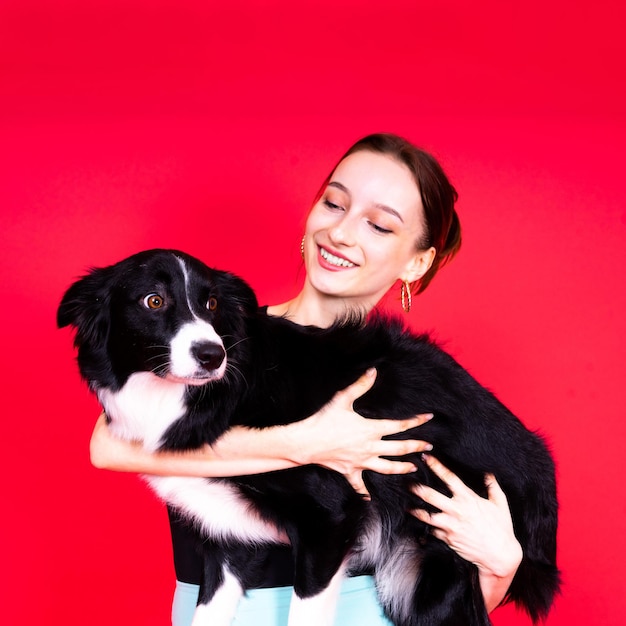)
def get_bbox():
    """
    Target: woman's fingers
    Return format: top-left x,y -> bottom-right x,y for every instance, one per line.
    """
345,471 -> 372,500
339,368 -> 378,403
484,473 -> 509,507
420,453 -> 469,495
377,413 -> 434,437
373,436 -> 433,459
359,415 -> 434,471
412,482 -> 455,515
366,457 -> 418,475
410,456 -> 468,525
